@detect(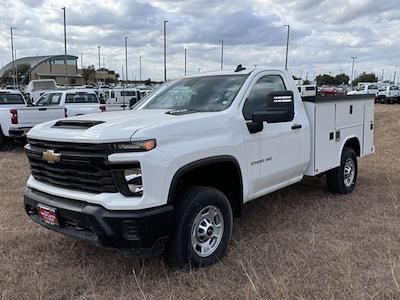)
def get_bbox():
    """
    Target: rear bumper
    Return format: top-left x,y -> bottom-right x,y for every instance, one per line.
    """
24,187 -> 174,256
9,127 -> 31,137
